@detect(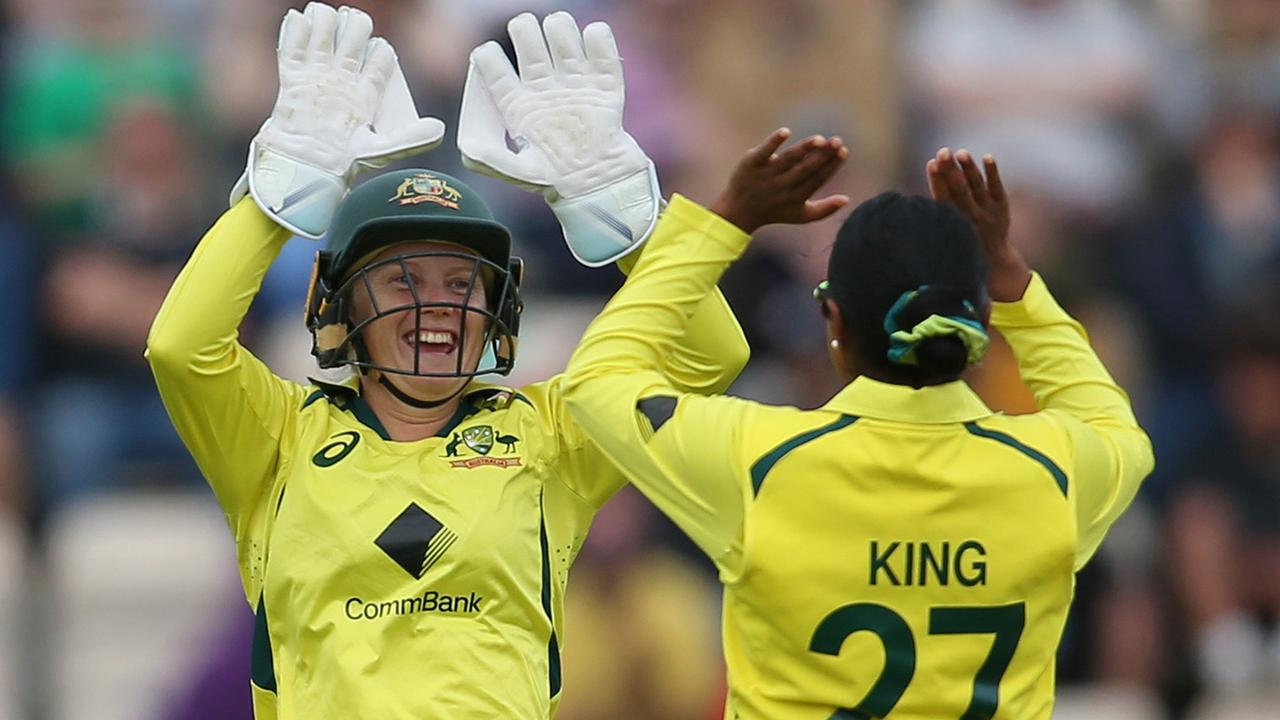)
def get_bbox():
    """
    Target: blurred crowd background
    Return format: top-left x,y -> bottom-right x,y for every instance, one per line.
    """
0,0 -> 1277,718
